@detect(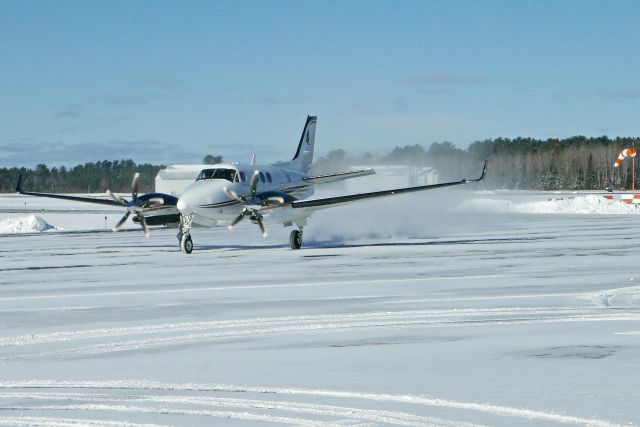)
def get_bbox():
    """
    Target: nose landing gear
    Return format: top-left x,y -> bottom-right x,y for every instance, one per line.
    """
178,214 -> 194,254
181,233 -> 193,254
